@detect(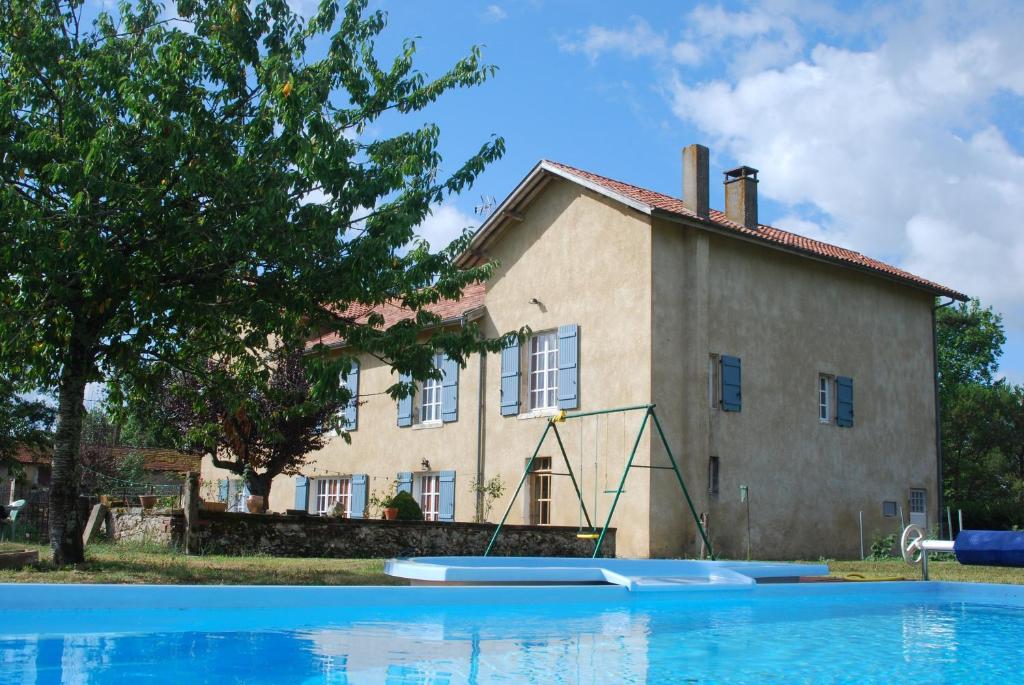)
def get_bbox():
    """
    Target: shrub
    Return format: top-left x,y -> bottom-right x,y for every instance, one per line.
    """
391,491 -> 424,521
868,533 -> 897,560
